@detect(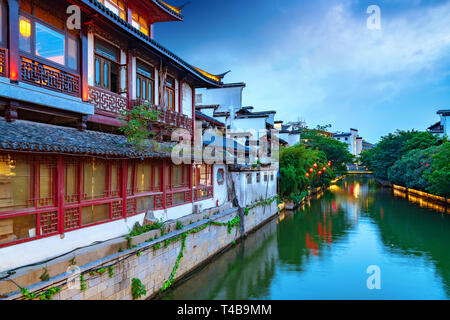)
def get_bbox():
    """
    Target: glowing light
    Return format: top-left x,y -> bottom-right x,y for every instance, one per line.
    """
313,163 -> 317,168
305,173 -> 310,178
309,168 -> 314,173
353,182 -> 360,198
20,18 -> 31,38
323,167 -> 327,171
159,0 -> 182,14
318,171 -> 322,175
193,67 -> 221,82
